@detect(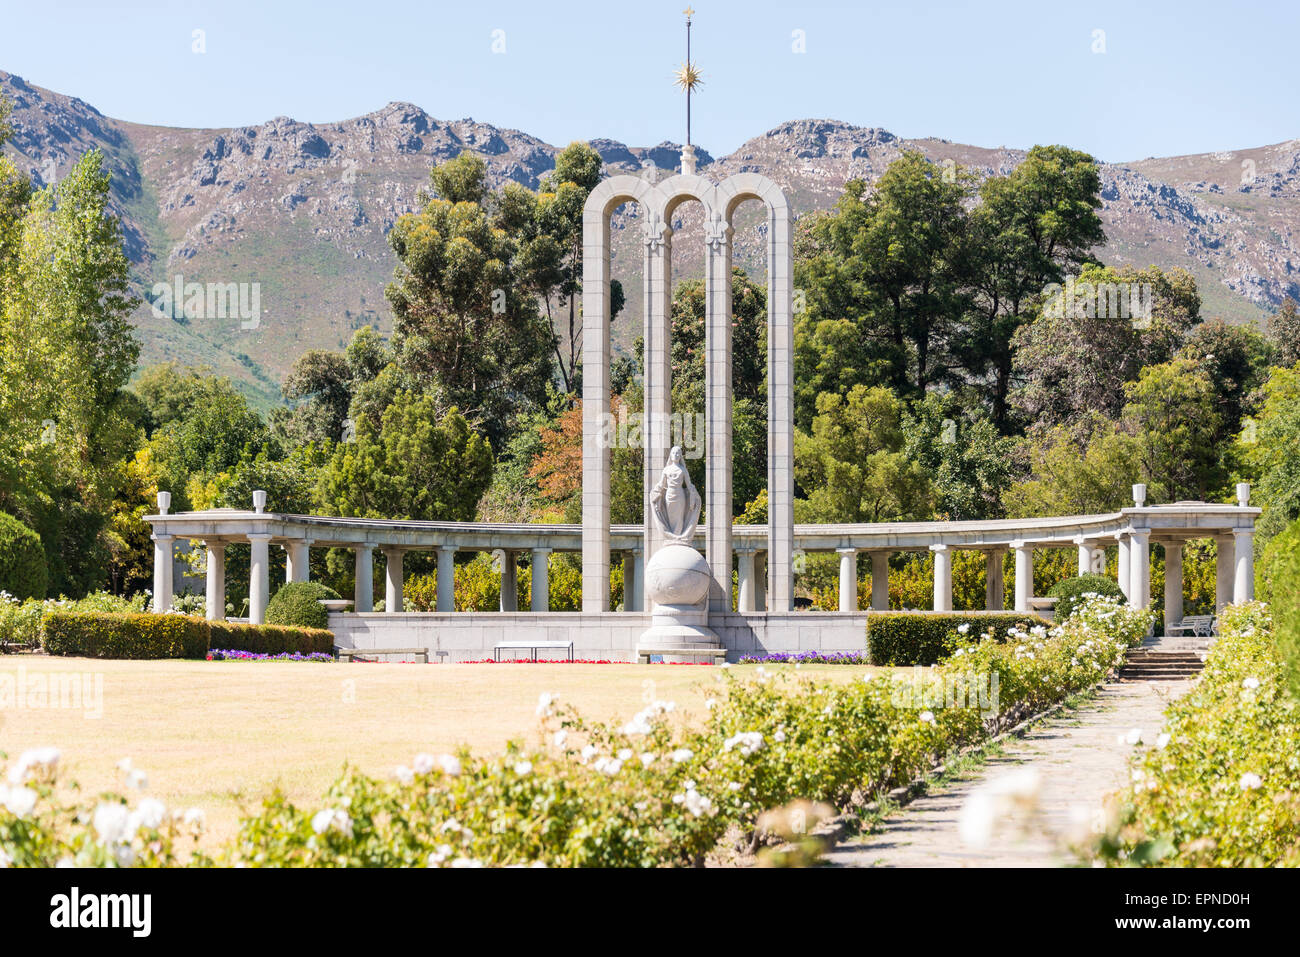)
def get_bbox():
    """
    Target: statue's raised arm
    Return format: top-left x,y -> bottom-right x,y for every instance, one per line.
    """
649,446 -> 701,544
